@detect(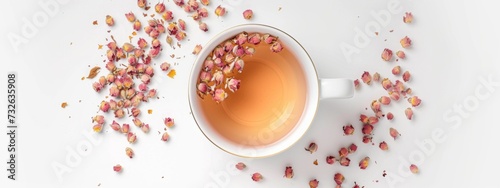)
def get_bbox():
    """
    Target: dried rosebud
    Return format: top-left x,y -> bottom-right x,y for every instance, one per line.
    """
362,135 -> 372,143
125,147 -> 134,158
359,114 -> 368,124
334,173 -> 345,185
389,91 -> 400,101
343,124 -> 355,135
110,120 -> 121,131
396,51 -> 406,59
99,101 -> 110,112
161,132 -> 170,141
198,8 -> 208,17
400,36 -> 412,48
401,71 -> 411,83
381,48 -> 393,61
404,12 -> 413,23
133,20 -> 142,31
284,166 -> 294,179
271,42 -> 283,53
392,66 -> 401,75
113,164 -> 122,172
175,31 -> 187,41
155,3 -> 166,13
379,141 -> 389,151
243,9 -> 253,19
121,123 -> 130,133
371,100 -> 381,113
326,156 -> 335,165
373,72 -> 381,82
381,78 -> 392,90
410,164 -> 419,174
390,127 -> 400,140
164,117 -> 174,128
127,132 -> 137,143
137,0 -> 146,8
248,33 -> 261,45
234,59 -> 244,73
305,142 -> 318,154
349,143 -> 358,153
200,0 -> 209,5
252,173 -> 263,182
93,124 -> 103,132
196,22 -> 208,32
309,179 -> 319,188
362,124 -> 374,135
235,162 -> 246,170
233,45 -> 246,57
340,157 -> 351,166
215,5 -> 226,17
226,78 -> 241,92
354,79 -> 360,89
130,107 -> 140,117
361,71 -> 372,85
125,12 -> 136,22
174,0 -> 184,6
105,15 -> 114,26
368,116 -> 379,125
339,147 -> 349,158
263,34 -> 277,44
141,123 -> 150,133
379,96 -> 391,105
92,82 -> 103,92
359,157 -> 370,170
212,71 -> 224,85
92,115 -> 105,125
408,96 -> 421,107
197,83 -> 209,95
387,112 -> 394,120
405,107 -> 413,120
159,62 -> 170,72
